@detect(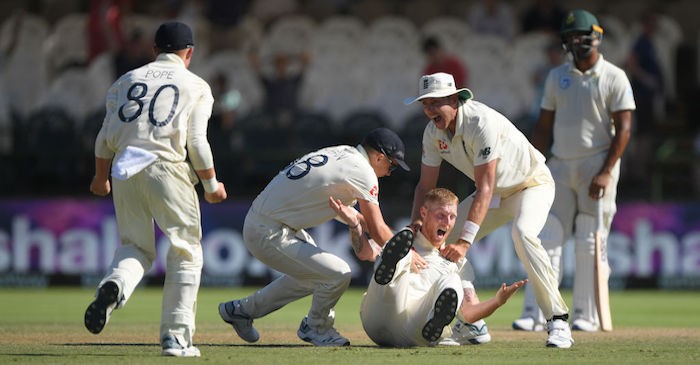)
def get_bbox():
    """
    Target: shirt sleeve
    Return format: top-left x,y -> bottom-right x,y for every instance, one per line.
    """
94,83 -> 118,159
540,69 -> 557,111
348,162 -> 380,205
186,81 -> 215,171
421,124 -> 443,167
609,71 -> 637,112
471,113 -> 500,166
